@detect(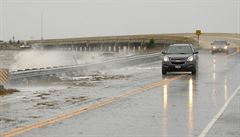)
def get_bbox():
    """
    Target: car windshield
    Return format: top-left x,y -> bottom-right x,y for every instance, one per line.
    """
167,46 -> 193,54
213,41 -> 227,45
